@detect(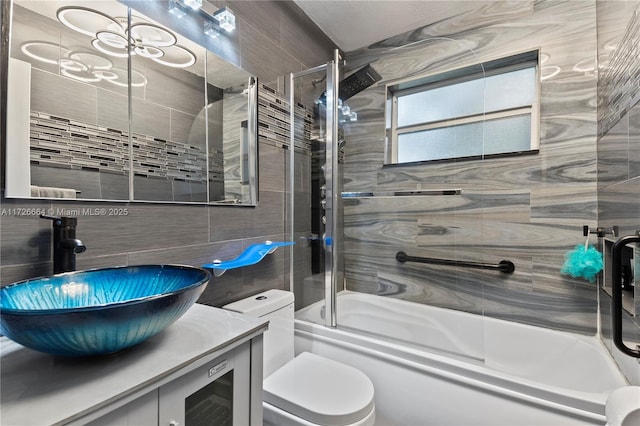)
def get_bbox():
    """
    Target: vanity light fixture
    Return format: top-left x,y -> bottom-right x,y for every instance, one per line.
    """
203,6 -> 236,39
167,1 -> 236,39
212,7 -> 236,32
168,0 -> 188,19
181,0 -> 203,11
204,20 -> 222,39
169,0 -> 202,17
